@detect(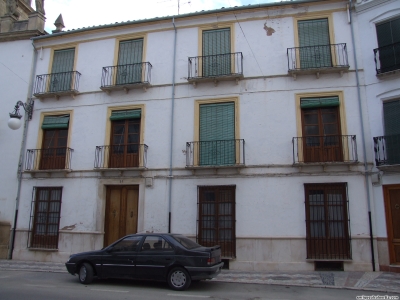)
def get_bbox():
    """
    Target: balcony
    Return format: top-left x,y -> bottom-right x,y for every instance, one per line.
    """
287,43 -> 349,79
187,52 -> 243,87
24,147 -> 74,175
374,42 -> 400,76
100,62 -> 152,94
292,135 -> 358,165
374,135 -> 400,171
33,71 -> 81,100
94,144 -> 148,171
186,139 -> 245,169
